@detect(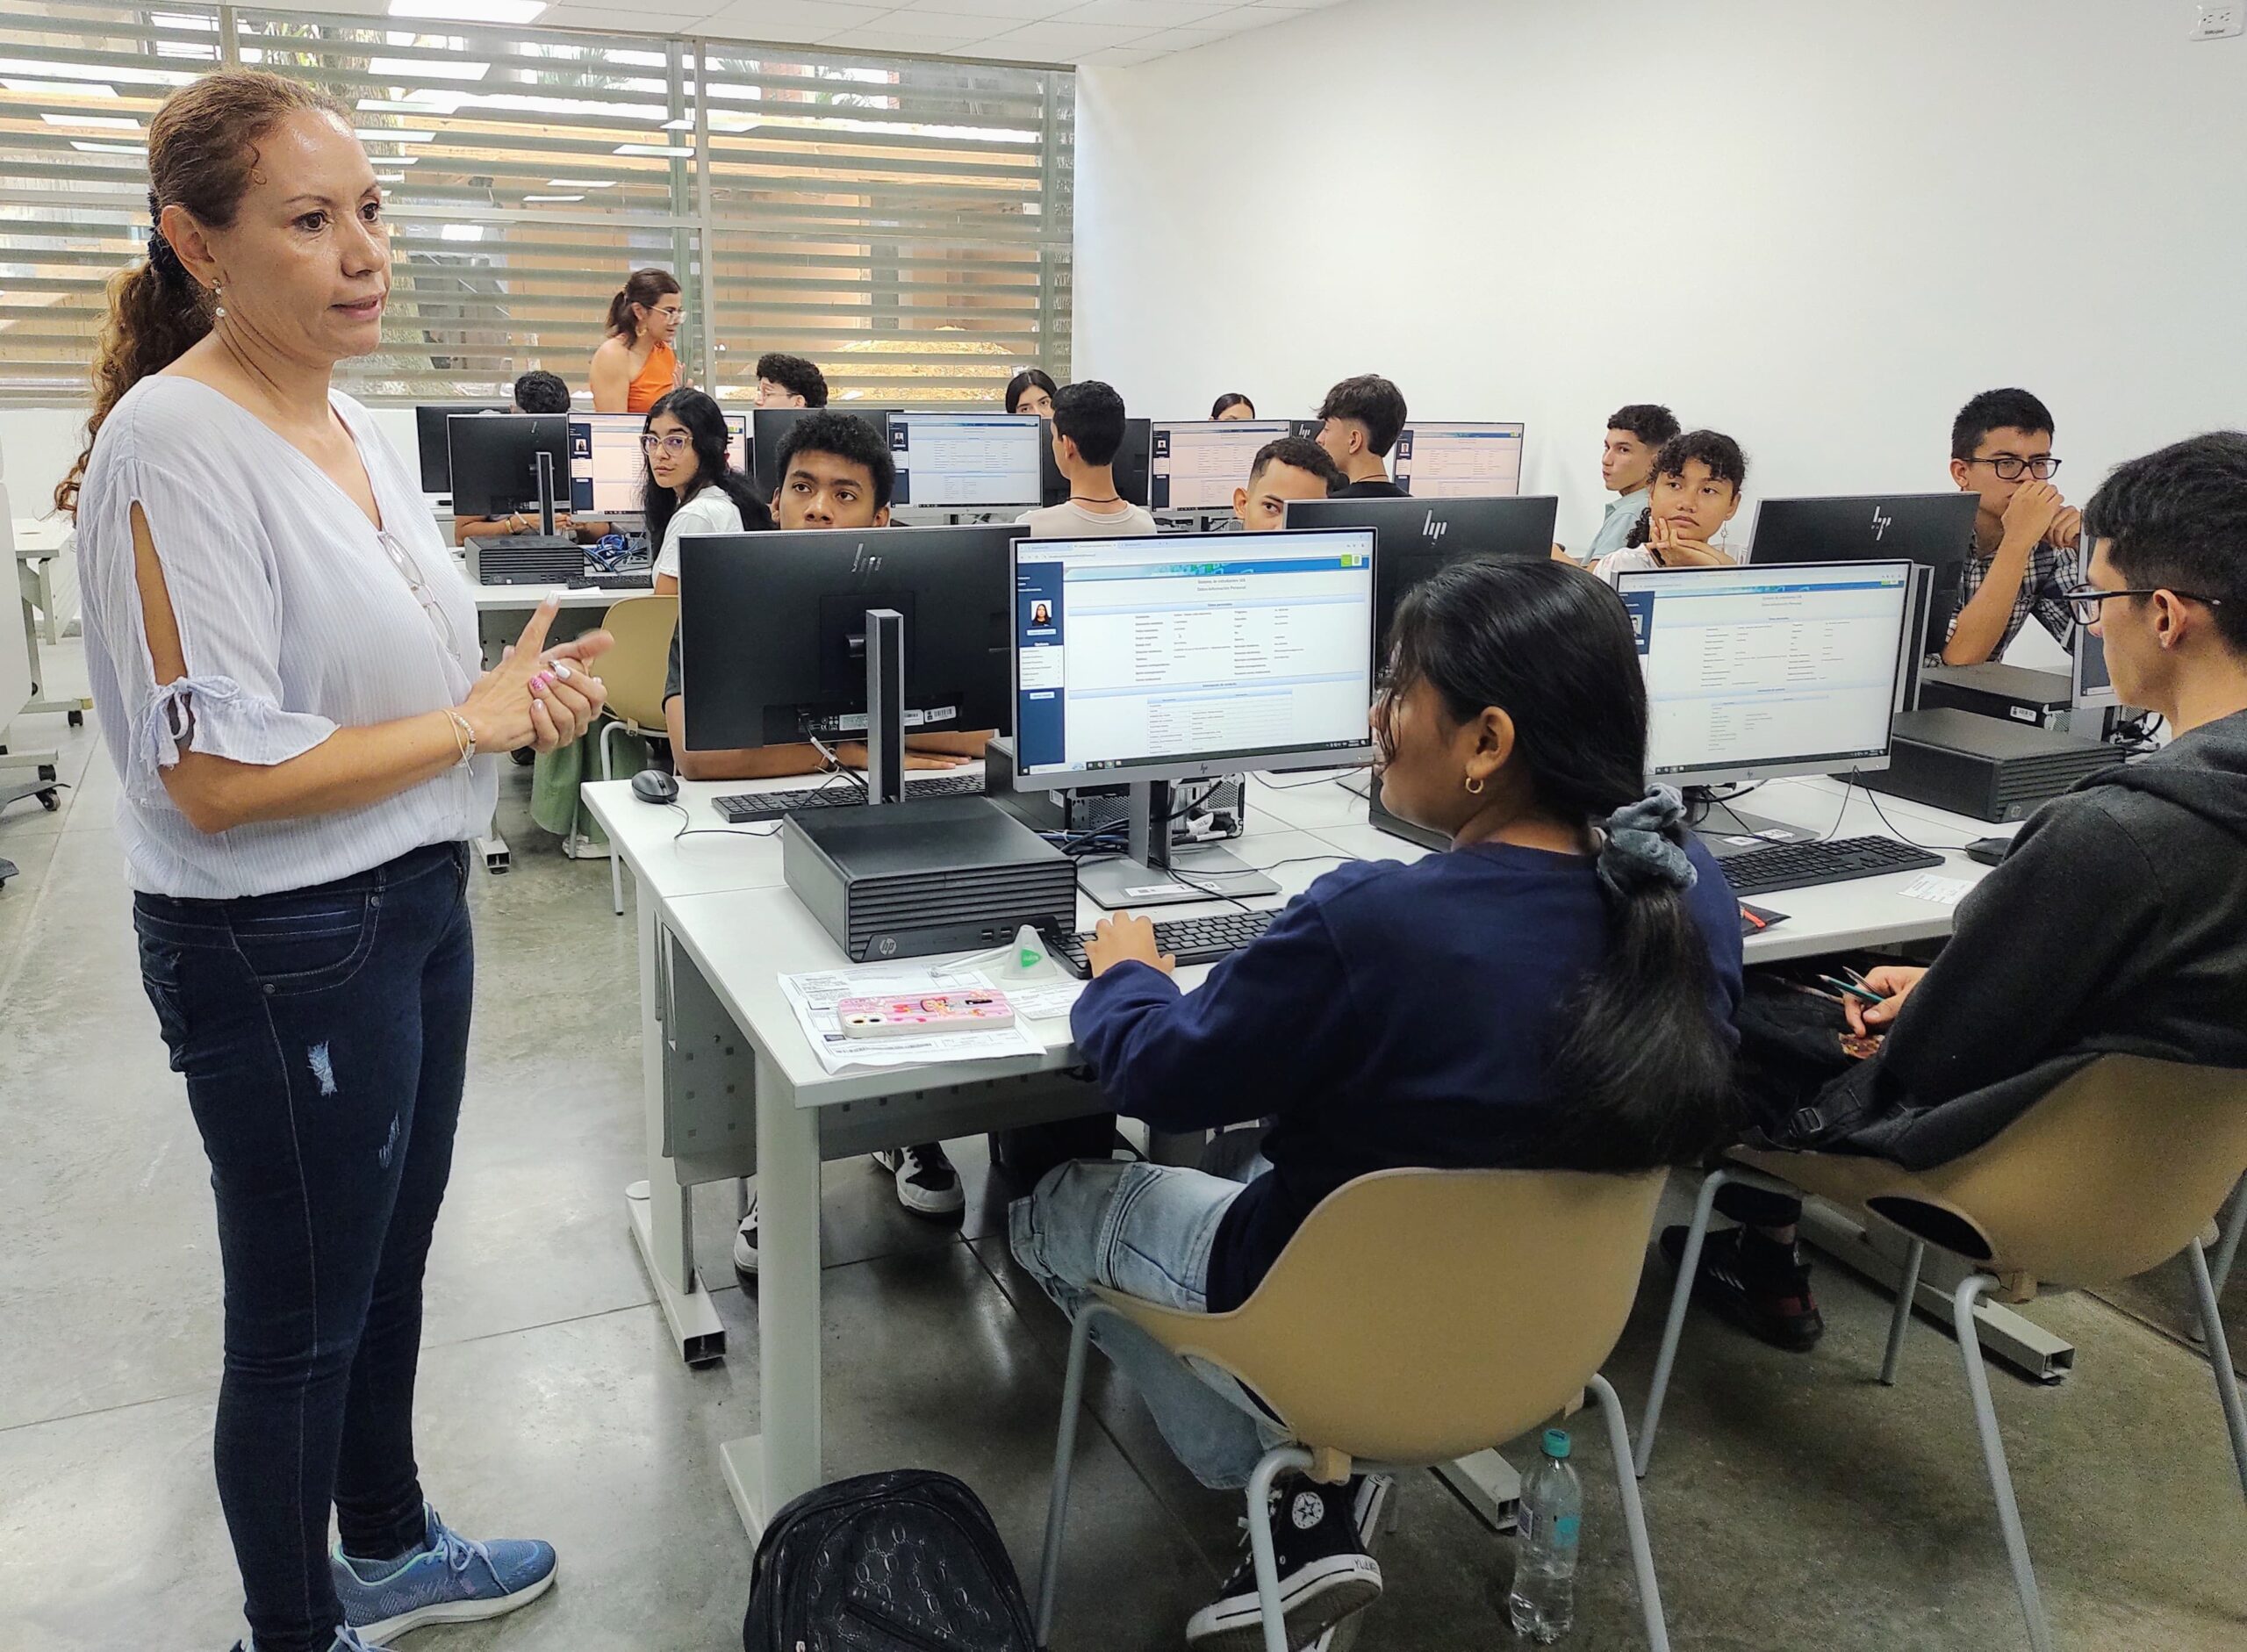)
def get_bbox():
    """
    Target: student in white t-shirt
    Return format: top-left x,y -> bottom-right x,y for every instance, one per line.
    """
644,388 -> 771,594
1016,380 -> 1158,539
1590,429 -> 1747,584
